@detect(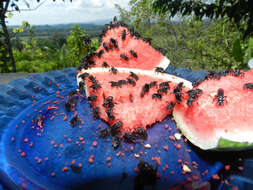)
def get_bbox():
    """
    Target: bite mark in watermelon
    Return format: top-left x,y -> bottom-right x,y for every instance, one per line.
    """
173,69 -> 253,150
78,22 -> 170,71
77,67 -> 192,136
